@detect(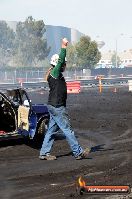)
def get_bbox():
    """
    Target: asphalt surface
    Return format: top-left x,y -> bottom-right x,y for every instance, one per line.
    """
0,87 -> 132,199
